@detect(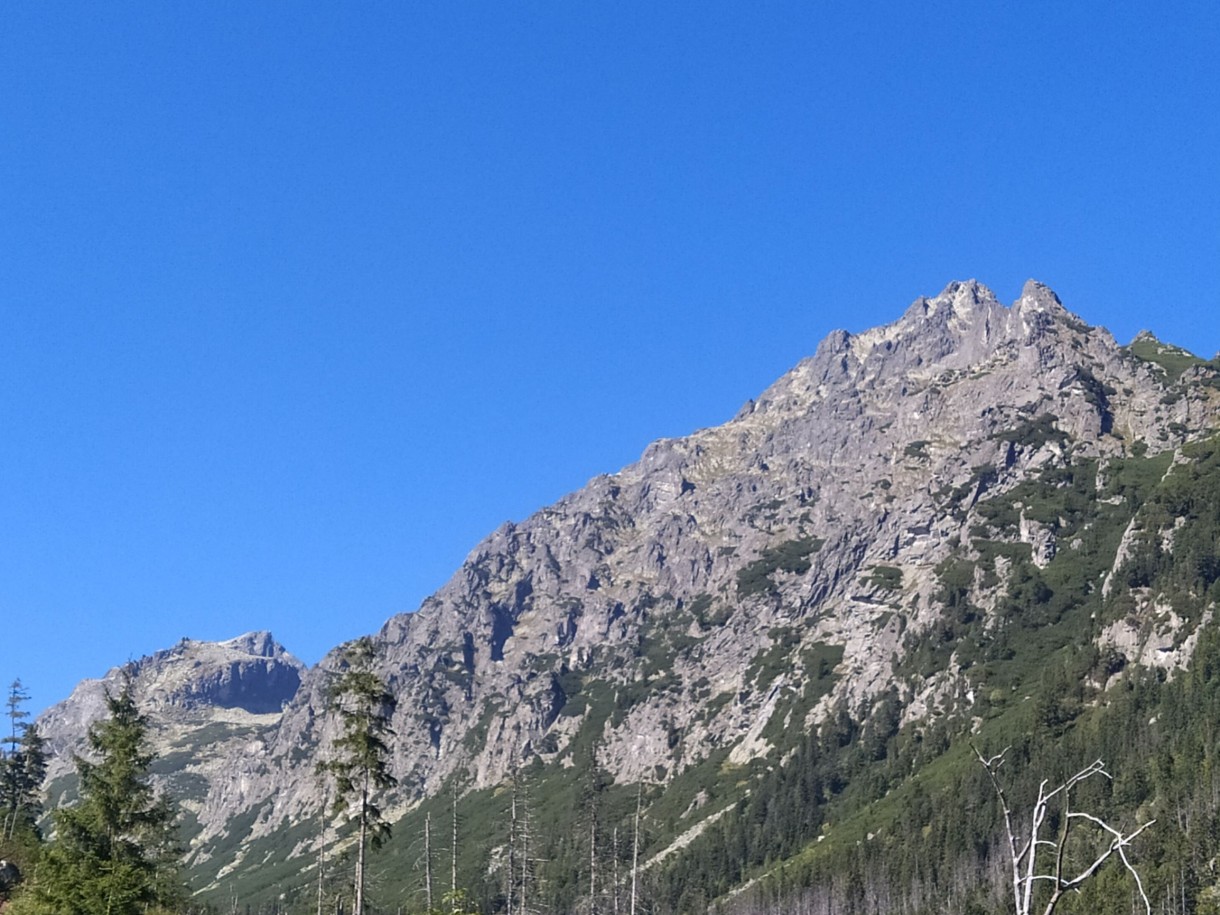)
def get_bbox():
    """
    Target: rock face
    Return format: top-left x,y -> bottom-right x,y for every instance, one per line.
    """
36,281 -> 1220,895
37,632 -> 304,809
